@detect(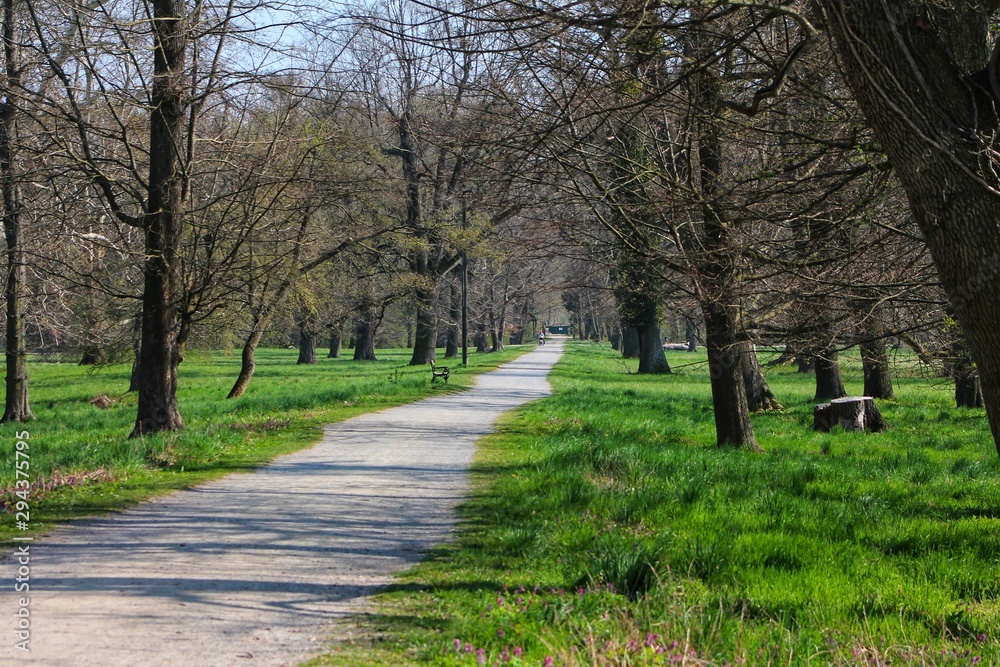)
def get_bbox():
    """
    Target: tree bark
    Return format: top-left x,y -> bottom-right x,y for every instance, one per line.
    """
228,325 -> 263,399
637,323 -> 670,374
690,17 -> 757,449
703,302 -> 757,448
408,285 -> 437,365
685,319 -> 698,352
858,304 -> 895,399
619,287 -> 670,374
861,339 -> 895,400
131,0 -> 188,437
488,306 -> 499,352
741,342 -> 782,412
1,206 -> 30,423
475,322 -> 487,353
129,310 -> 141,393
814,348 -> 847,402
0,0 -> 30,423
951,343 -> 984,408
817,1 -> 1000,453
445,282 -> 459,358
396,107 -> 445,367
610,328 -> 621,351
797,354 -> 815,374
622,325 -> 639,358
328,326 -> 342,359
297,328 -> 317,365
955,369 -> 984,408
353,310 -> 377,361
79,348 -> 106,366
